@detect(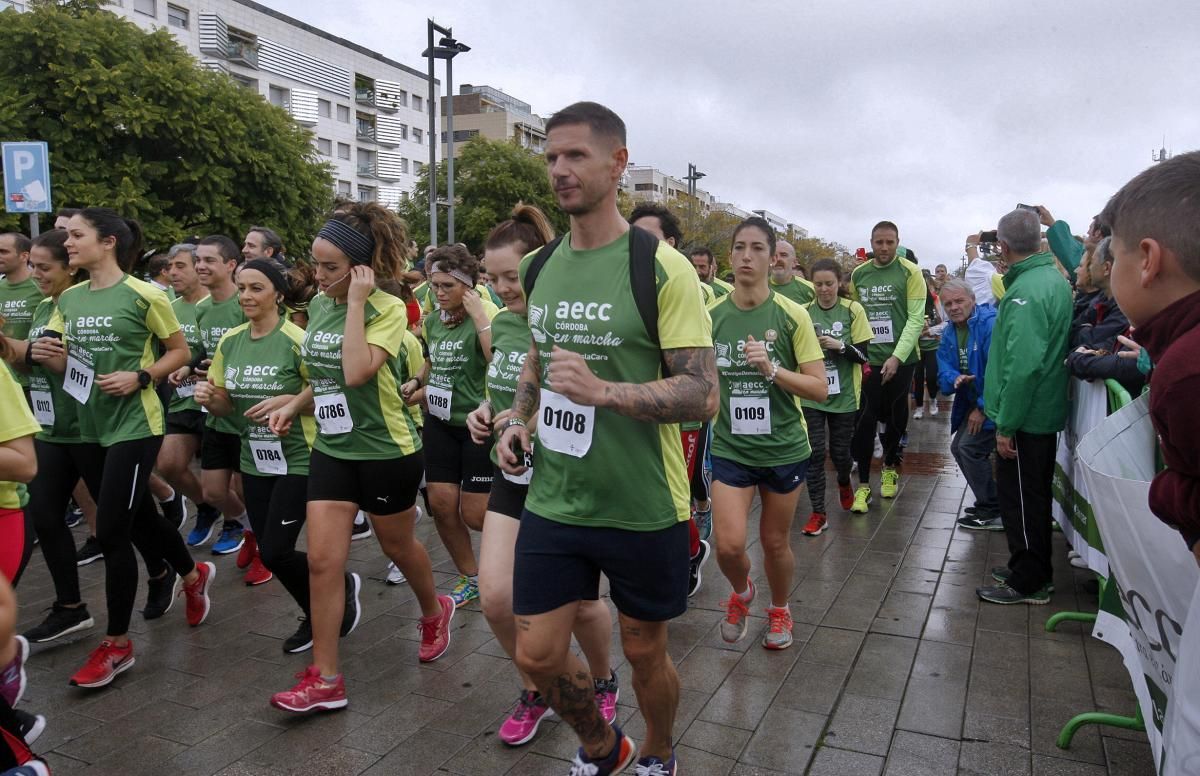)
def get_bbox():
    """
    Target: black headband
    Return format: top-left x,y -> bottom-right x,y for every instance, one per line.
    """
317,219 -> 375,265
241,259 -> 289,295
